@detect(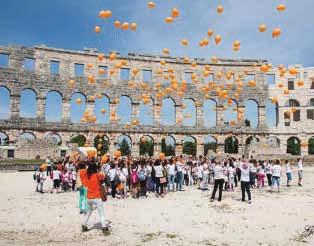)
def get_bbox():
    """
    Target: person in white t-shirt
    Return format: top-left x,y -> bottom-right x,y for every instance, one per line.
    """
271,160 -> 281,192
285,160 -> 292,187
167,158 -> 176,192
240,162 -> 252,204
297,158 -> 303,186
210,162 -> 225,202
175,157 -> 184,191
